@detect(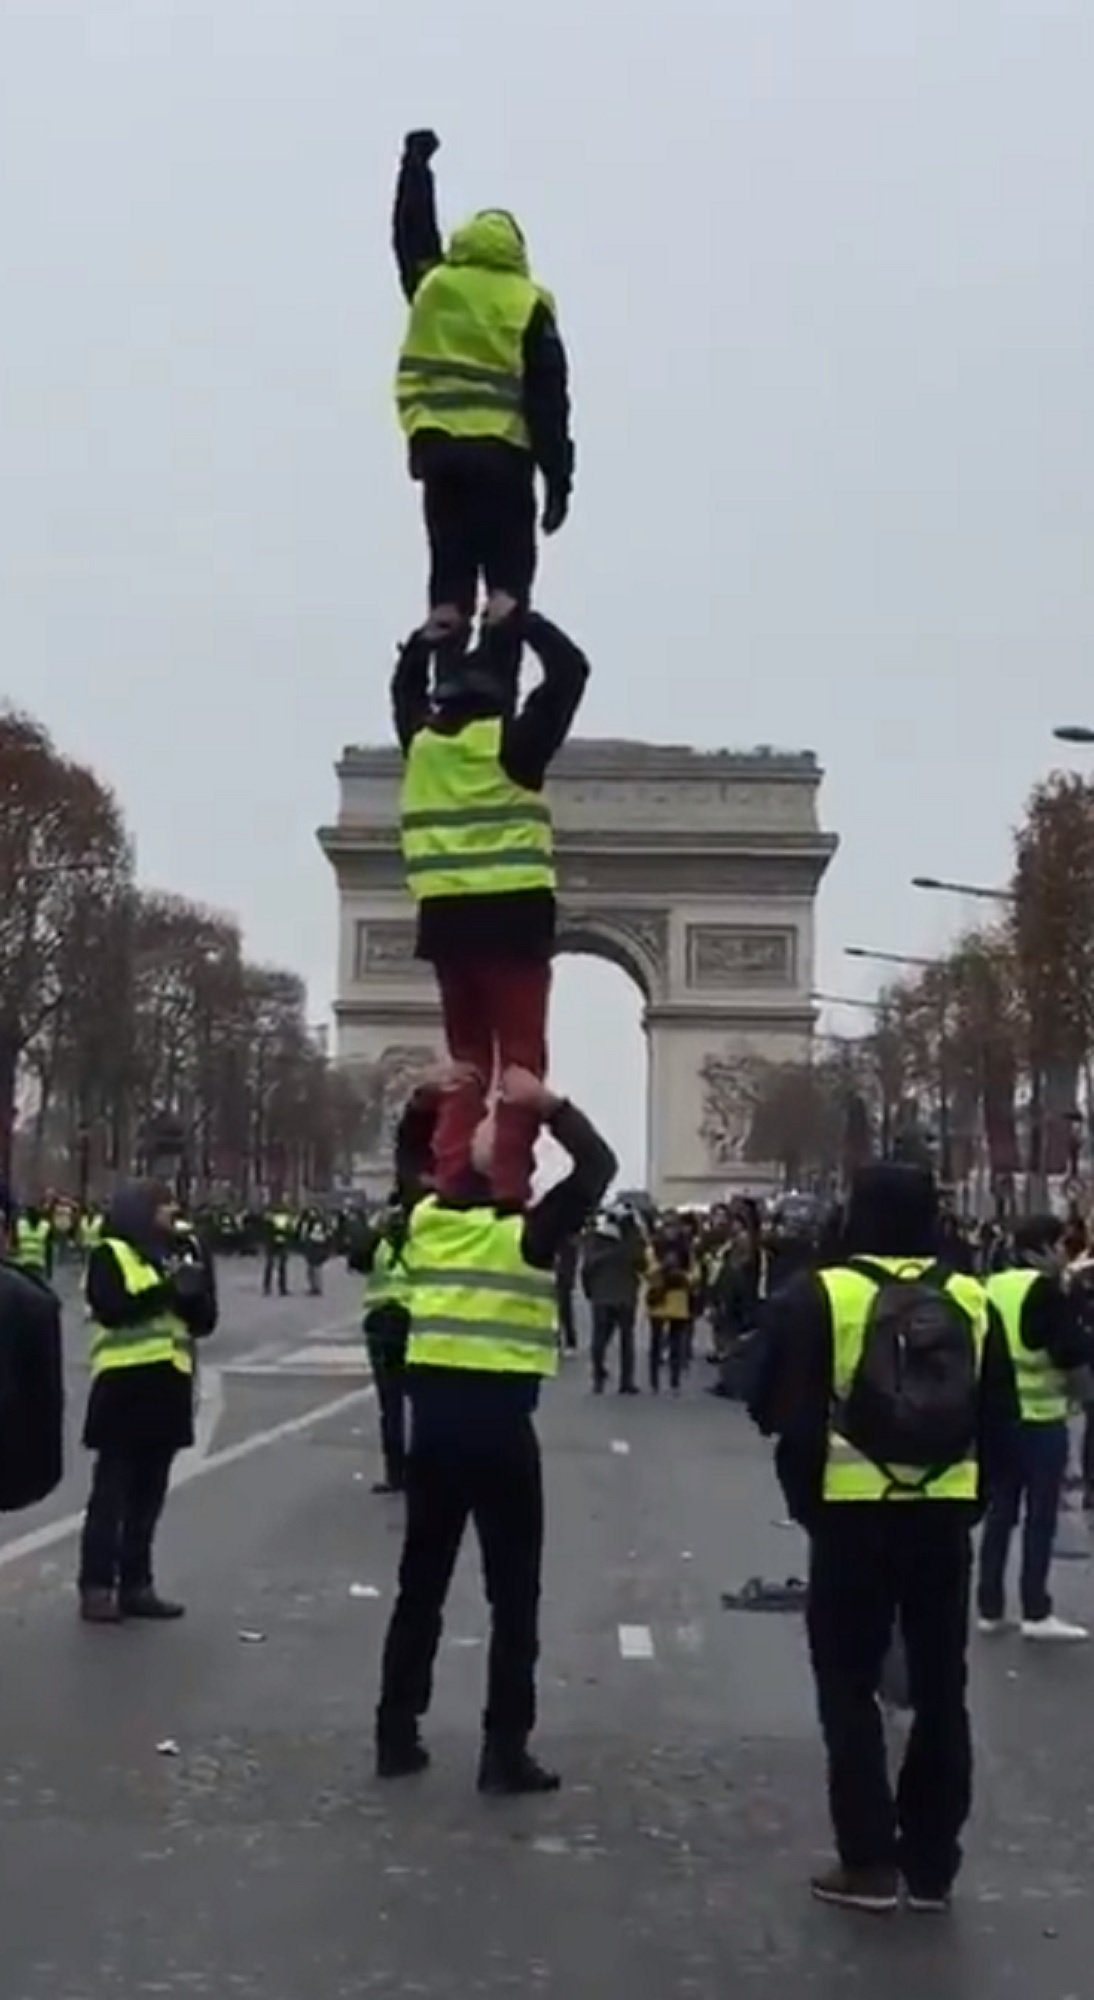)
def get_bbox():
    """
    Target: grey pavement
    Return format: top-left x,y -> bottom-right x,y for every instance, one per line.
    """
1,1313 -> 1094,1996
